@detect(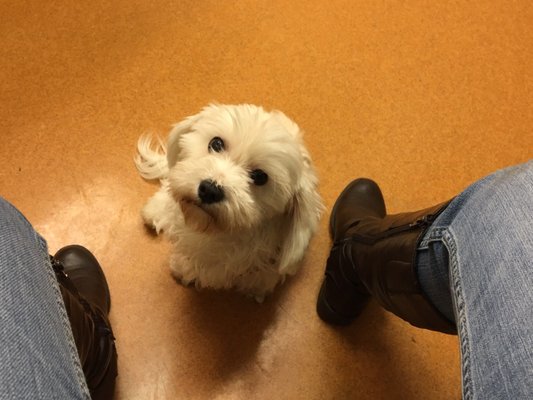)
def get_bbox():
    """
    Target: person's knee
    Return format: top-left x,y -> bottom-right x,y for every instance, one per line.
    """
0,197 -> 32,227
0,197 -> 43,252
